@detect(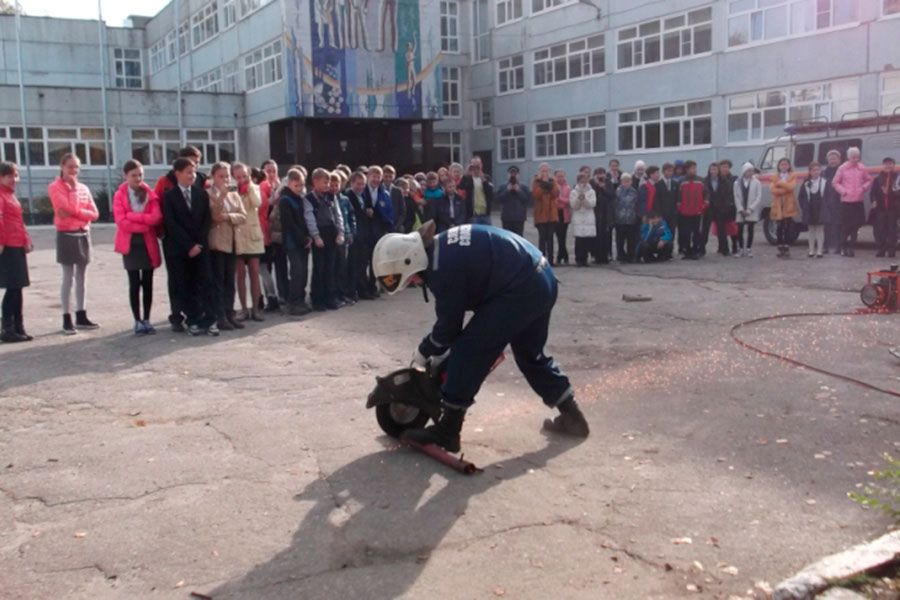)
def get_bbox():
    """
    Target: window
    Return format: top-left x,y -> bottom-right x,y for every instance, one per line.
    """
617,7 -> 711,70
618,100 -> 712,151
223,61 -> 241,92
475,99 -> 492,128
222,0 -> 236,28
192,1 -> 219,47
727,78 -> 858,143
194,67 -> 223,92
149,39 -> 166,75
185,129 -> 237,164
728,0 -> 859,47
113,48 -> 143,89
497,54 -> 524,94
165,31 -> 177,63
473,0 -> 490,62
178,20 -> 190,55
0,126 -> 113,167
435,131 -> 462,164
442,66 -> 461,118
499,125 -> 526,161
534,34 -> 604,87
496,0 -> 523,25
244,39 -> 283,91
131,128 -> 182,166
238,0 -> 272,19
882,72 -> 900,115
440,1 -> 460,53
535,114 -> 605,158
532,0 -> 573,14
